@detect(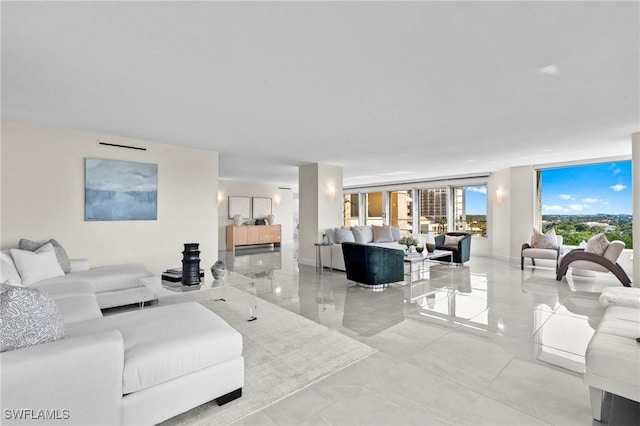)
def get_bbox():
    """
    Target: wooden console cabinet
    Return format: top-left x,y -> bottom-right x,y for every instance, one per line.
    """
226,225 -> 281,252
